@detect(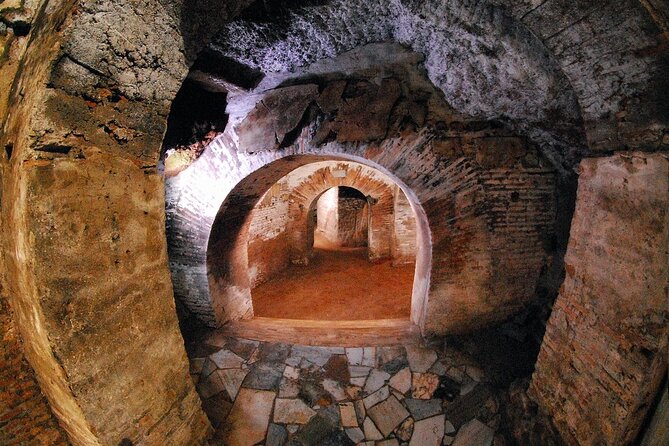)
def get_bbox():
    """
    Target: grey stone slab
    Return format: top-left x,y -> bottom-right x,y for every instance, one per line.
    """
442,384 -> 492,429
201,397 -> 232,428
279,377 -> 300,398
406,345 -> 438,373
363,417 -> 384,441
222,388 -> 276,446
295,410 -> 340,445
346,348 -> 364,365
319,430 -> 355,446
410,414 -> 445,446
339,402 -> 358,427
200,358 -> 217,378
210,349 -> 245,369
451,419 -> 494,446
349,365 -> 372,378
345,427 -> 365,443
260,342 -> 292,363
363,385 -> 390,409
322,378 -> 347,401
389,367 -> 412,395
243,361 -> 284,391
405,398 -> 443,421
267,423 -> 288,446
226,337 -> 259,360
290,345 -> 338,367
364,369 -> 390,394
197,371 -> 225,399
218,368 -> 247,400
367,395 -> 410,437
